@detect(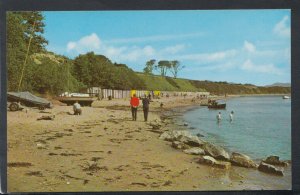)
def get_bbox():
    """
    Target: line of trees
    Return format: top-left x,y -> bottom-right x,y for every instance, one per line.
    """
143,59 -> 185,78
